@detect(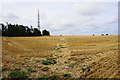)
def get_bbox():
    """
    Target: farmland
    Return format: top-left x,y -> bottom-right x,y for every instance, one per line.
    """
2,35 -> 119,79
